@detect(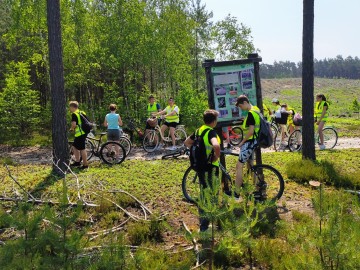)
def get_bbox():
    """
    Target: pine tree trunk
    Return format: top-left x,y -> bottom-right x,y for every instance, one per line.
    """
302,0 -> 316,160
47,0 -> 69,174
